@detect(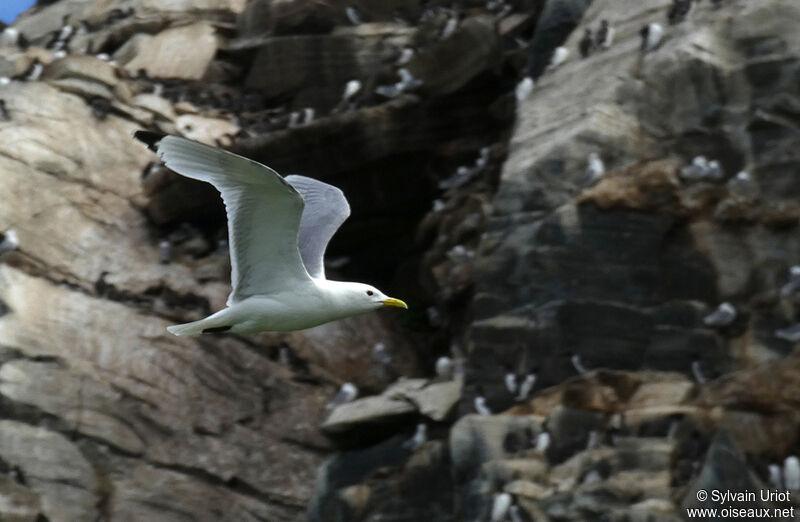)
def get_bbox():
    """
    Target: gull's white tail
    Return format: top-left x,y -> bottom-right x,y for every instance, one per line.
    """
166,321 -> 206,336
